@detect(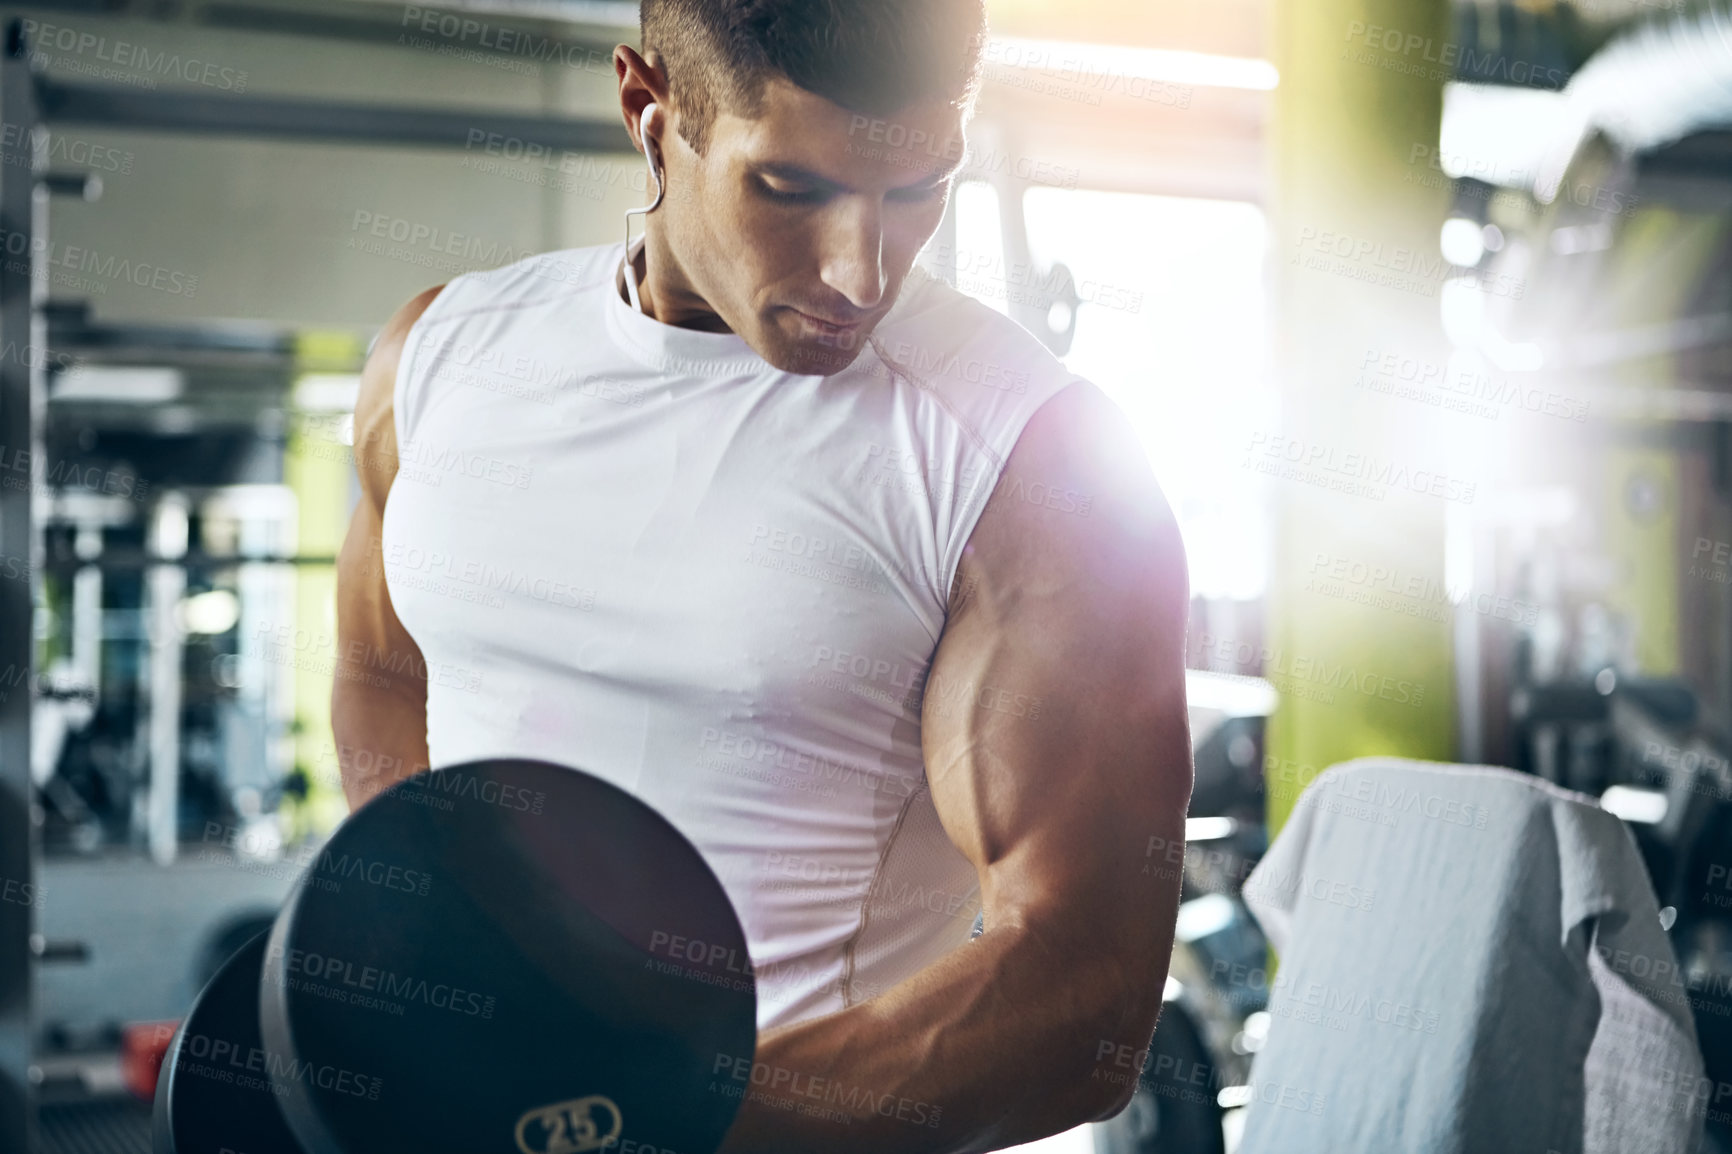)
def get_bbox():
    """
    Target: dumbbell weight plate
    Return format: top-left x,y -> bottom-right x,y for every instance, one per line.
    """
152,930 -> 307,1154
260,759 -> 757,1154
